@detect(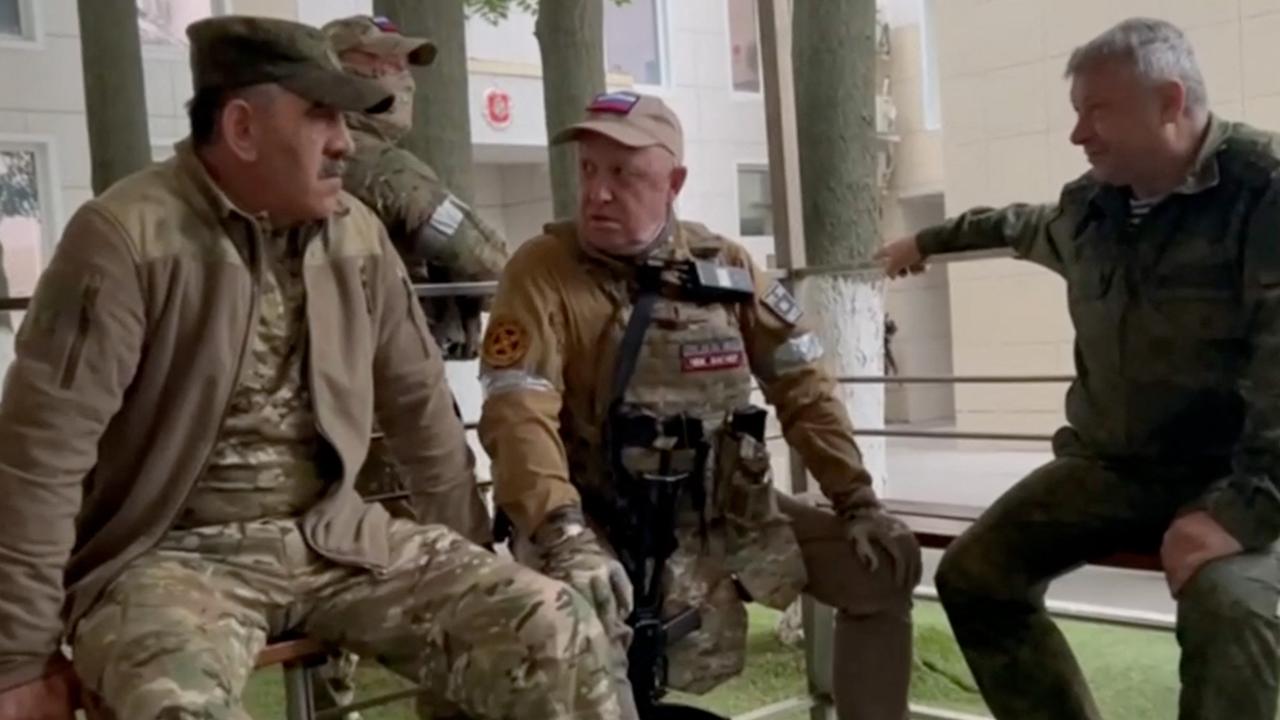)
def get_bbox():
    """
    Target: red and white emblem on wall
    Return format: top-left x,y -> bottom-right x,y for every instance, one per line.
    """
484,88 -> 512,129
